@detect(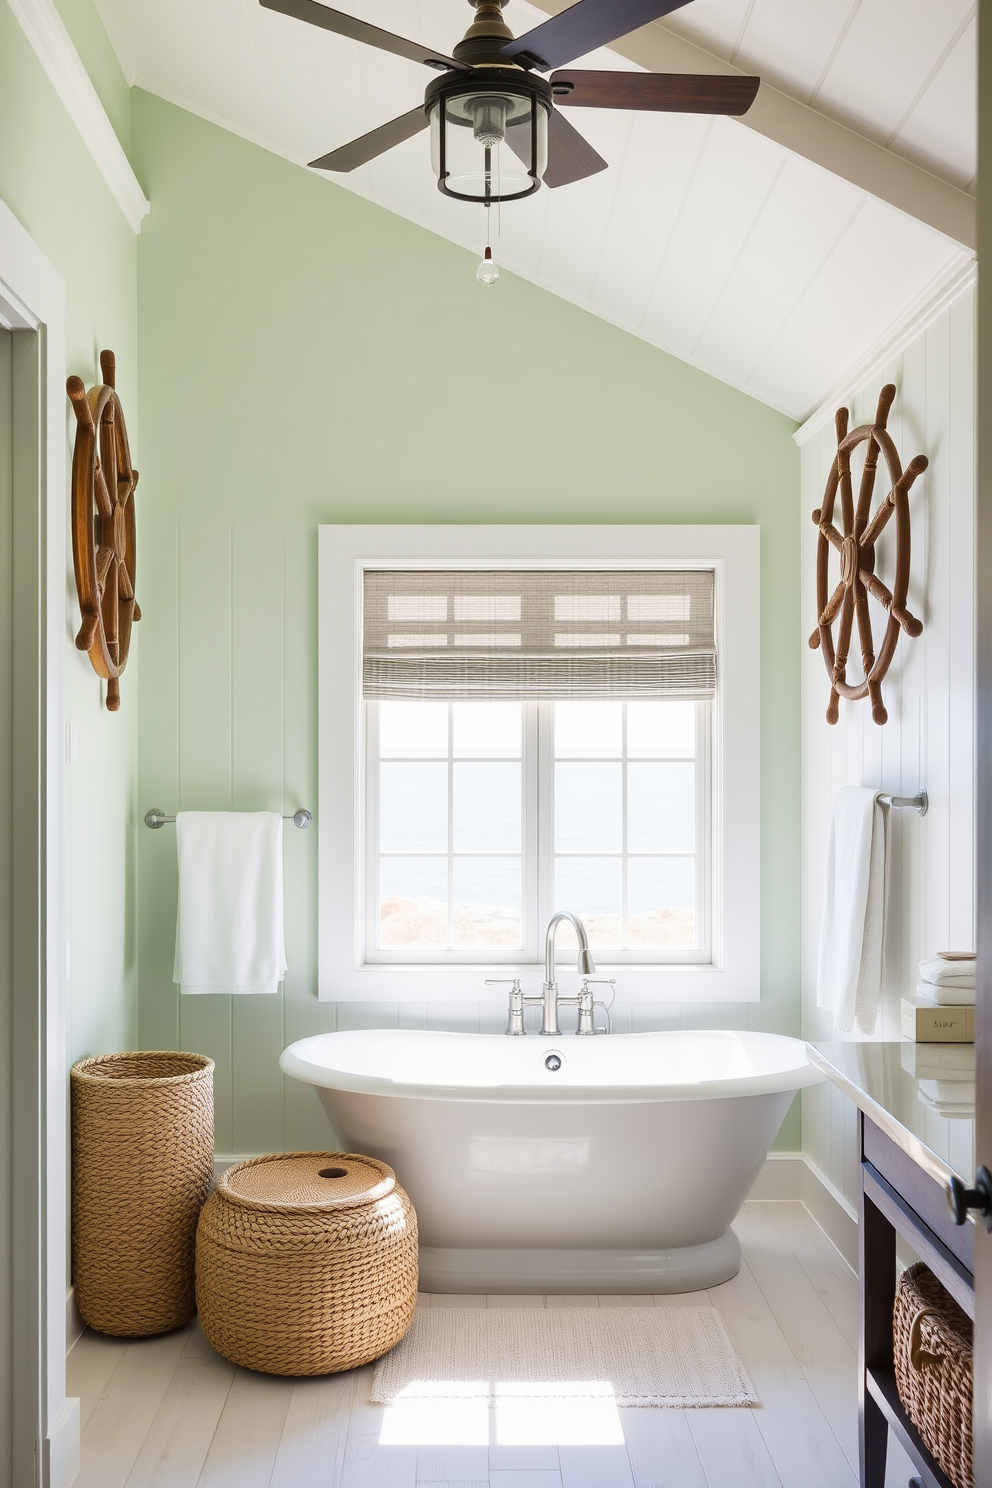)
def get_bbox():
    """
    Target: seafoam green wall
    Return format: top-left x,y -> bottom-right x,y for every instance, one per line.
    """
130,88 -> 802,1156
0,2 -> 139,1064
